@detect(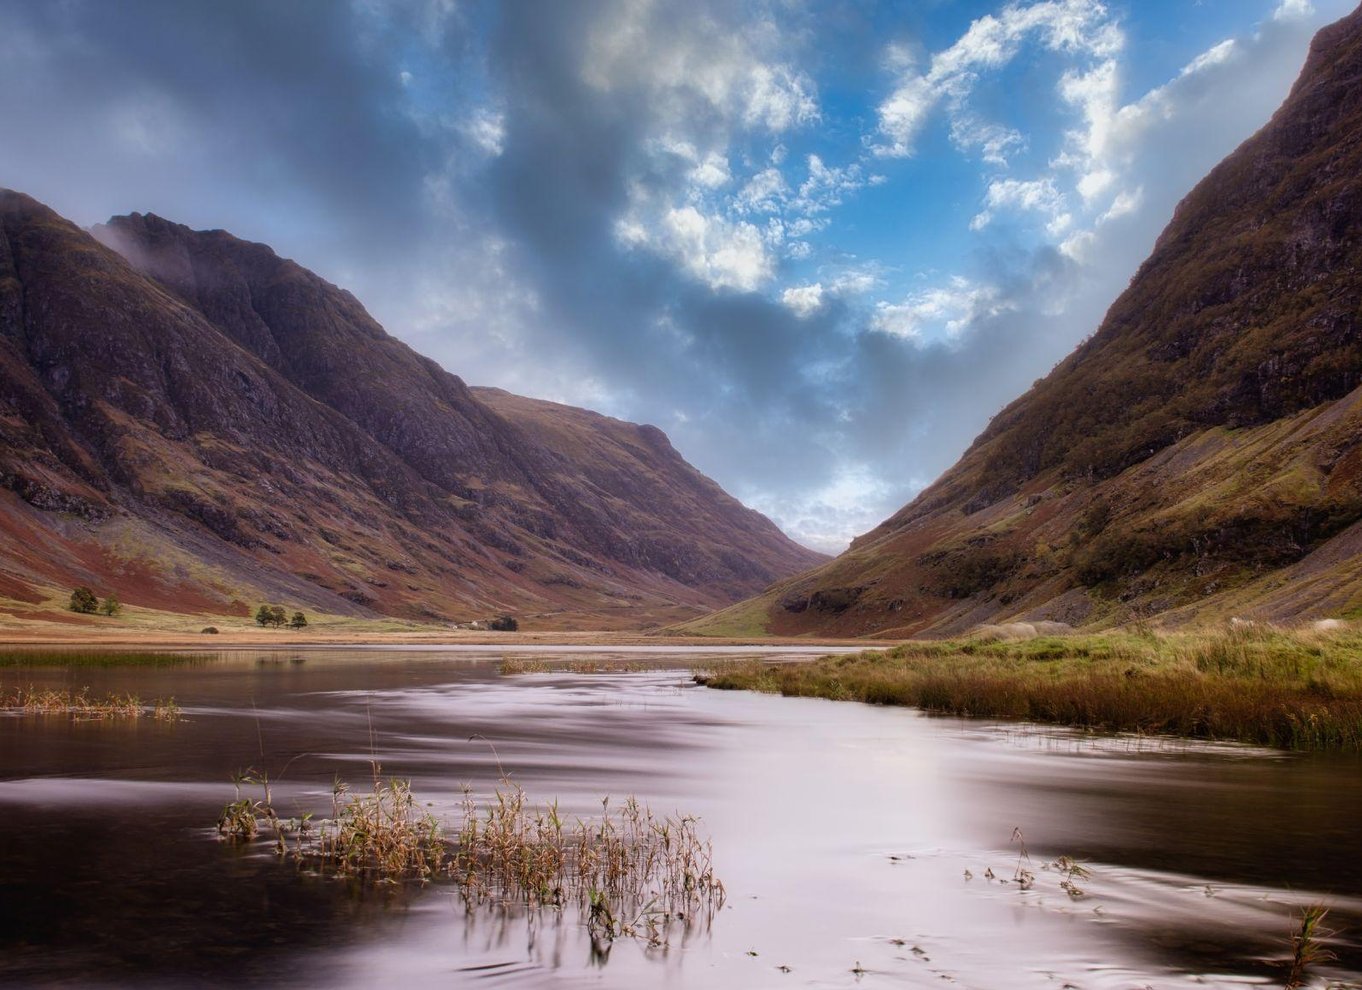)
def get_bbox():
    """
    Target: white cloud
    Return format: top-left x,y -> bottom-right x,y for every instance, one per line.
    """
736,167 -> 788,213
830,267 -> 882,295
781,282 -> 825,316
742,464 -> 904,554
640,205 -> 774,292
950,115 -> 1027,166
584,3 -> 817,134
463,108 -> 505,156
877,75 -> 937,158
872,276 -> 1010,341
971,177 -> 1066,229
794,154 -> 866,213
1275,0 -> 1315,20
875,0 -> 1122,159
691,150 -> 732,188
